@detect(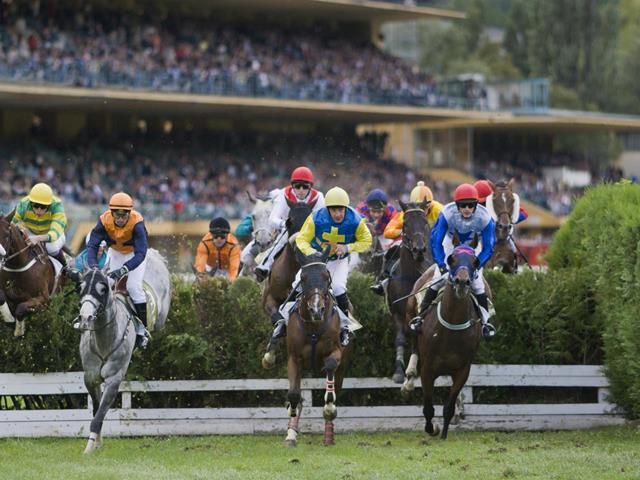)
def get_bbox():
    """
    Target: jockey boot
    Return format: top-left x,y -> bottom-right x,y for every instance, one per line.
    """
370,274 -> 389,296
410,287 -> 438,332
269,283 -> 301,339
53,251 -> 81,284
254,265 -> 269,282
475,293 -> 496,339
134,302 -> 150,349
335,293 -> 351,347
